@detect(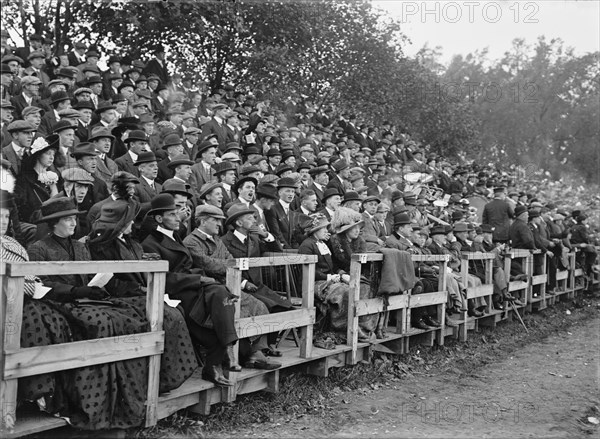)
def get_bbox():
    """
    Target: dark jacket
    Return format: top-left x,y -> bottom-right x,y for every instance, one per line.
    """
298,235 -> 338,281
509,218 -> 536,249
482,198 -> 514,241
